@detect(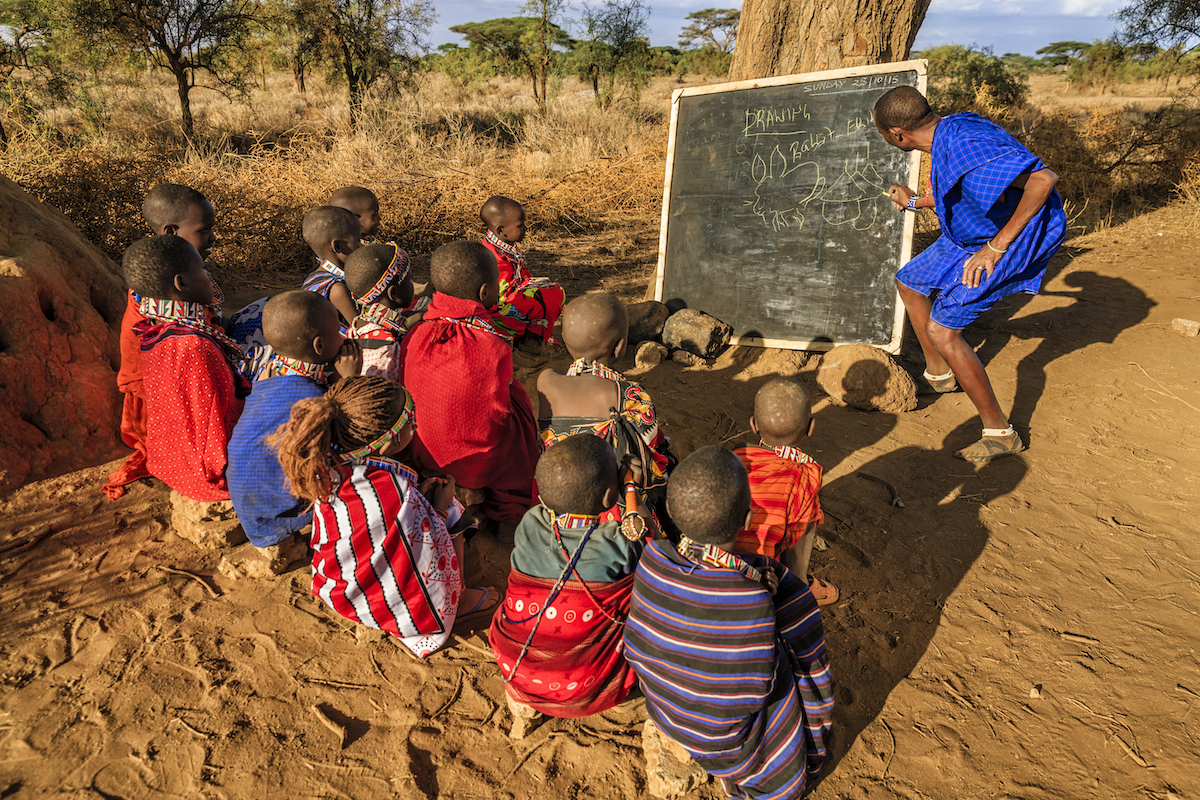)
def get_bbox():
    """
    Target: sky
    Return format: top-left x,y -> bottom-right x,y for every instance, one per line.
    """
427,0 -> 1129,57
